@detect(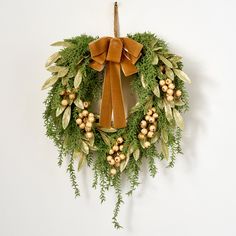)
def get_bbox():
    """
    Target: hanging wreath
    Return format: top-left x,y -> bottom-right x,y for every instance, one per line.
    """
42,3 -> 190,229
